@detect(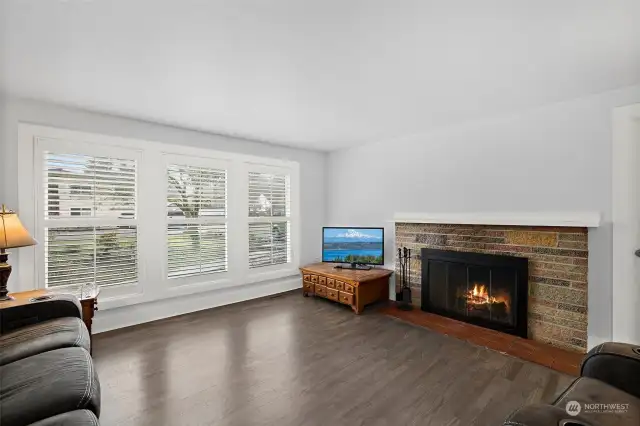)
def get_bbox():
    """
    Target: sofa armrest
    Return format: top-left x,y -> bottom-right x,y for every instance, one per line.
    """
504,404 -> 592,426
581,342 -> 640,399
0,294 -> 82,334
